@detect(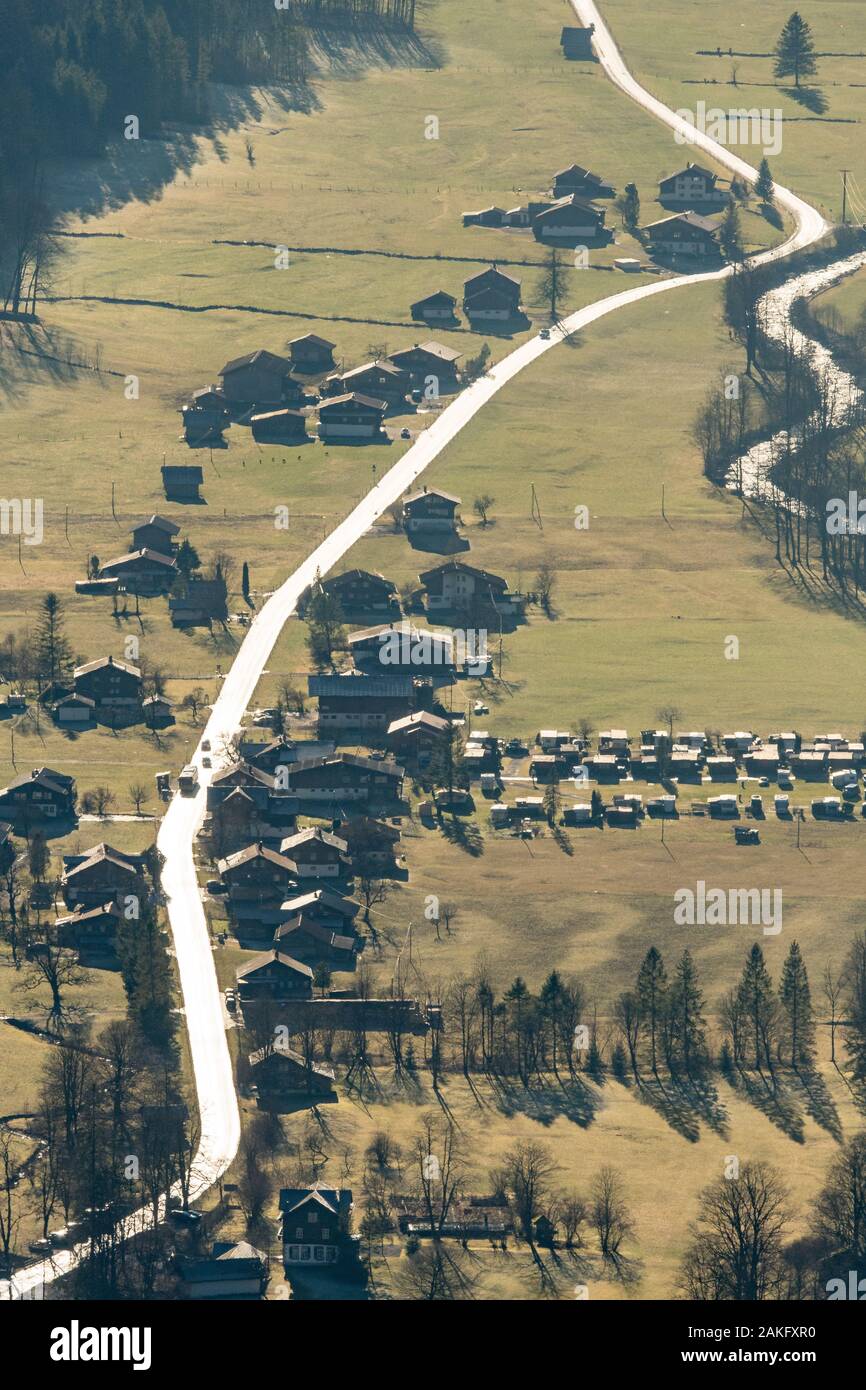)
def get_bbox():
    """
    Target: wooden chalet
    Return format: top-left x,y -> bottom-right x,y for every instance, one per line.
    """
410,290 -> 458,323
287,333 -> 336,375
